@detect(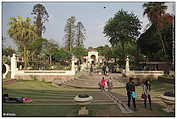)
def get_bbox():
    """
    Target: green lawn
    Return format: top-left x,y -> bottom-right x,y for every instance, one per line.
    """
3,80 -> 175,117
112,79 -> 175,99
